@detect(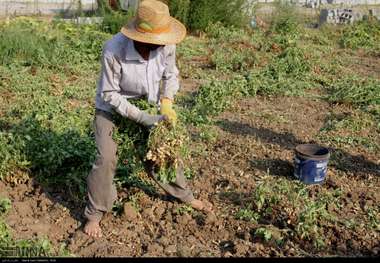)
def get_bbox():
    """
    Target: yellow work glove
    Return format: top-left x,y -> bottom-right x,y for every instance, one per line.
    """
160,98 -> 177,125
